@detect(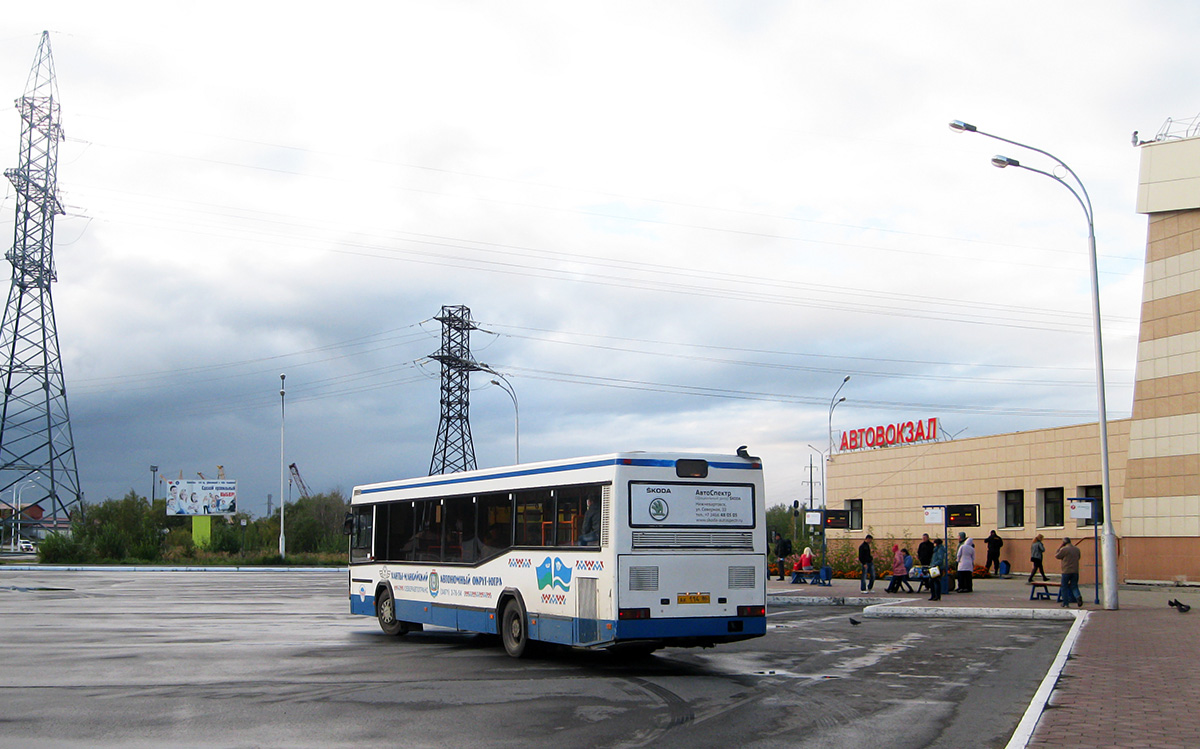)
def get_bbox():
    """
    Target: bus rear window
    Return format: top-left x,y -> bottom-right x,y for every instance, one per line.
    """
675,459 -> 708,478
